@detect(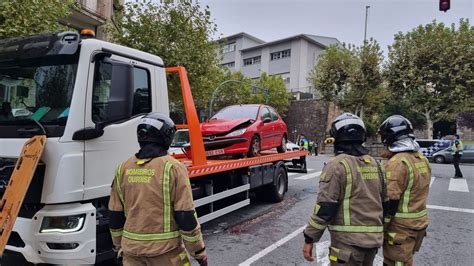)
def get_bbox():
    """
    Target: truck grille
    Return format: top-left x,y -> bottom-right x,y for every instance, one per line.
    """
0,157 -> 45,218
